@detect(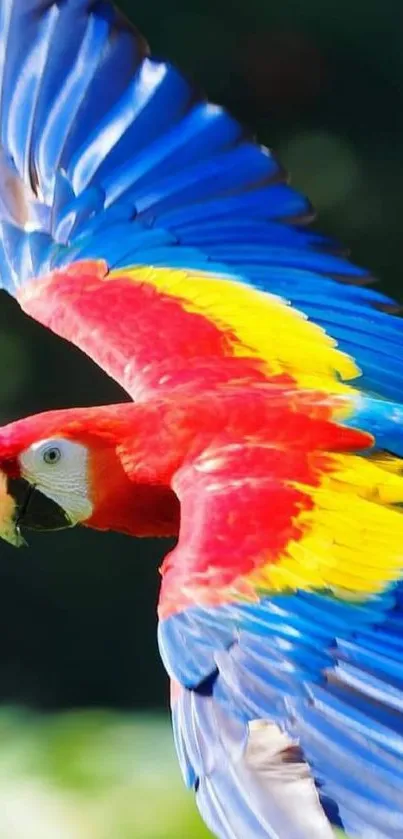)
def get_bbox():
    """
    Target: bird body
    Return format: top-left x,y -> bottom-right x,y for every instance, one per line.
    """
0,1 -> 403,837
